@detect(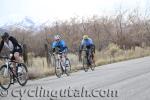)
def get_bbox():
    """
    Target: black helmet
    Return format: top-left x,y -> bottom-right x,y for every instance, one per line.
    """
1,32 -> 9,40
